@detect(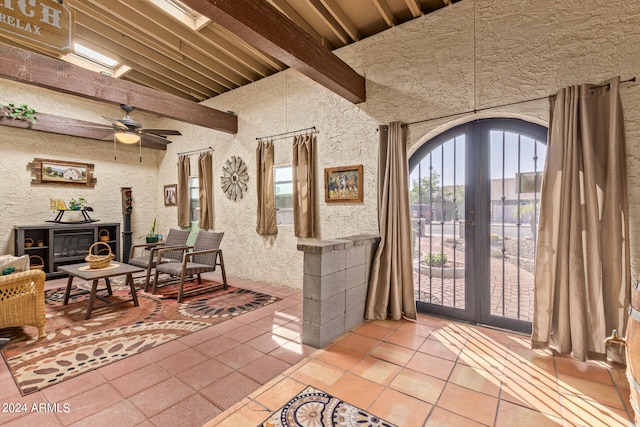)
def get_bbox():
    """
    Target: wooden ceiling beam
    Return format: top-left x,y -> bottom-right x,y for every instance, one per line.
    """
372,0 -> 397,27
122,68 -> 213,101
0,112 -> 169,150
209,25 -> 285,71
403,0 -> 423,18
69,0 -> 183,56
199,24 -> 281,77
73,13 -> 234,93
267,0 -> 329,47
182,0 -> 366,104
319,0 -> 362,42
300,0 -> 352,46
76,0 -> 259,86
73,29 -> 221,99
0,42 -> 238,134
